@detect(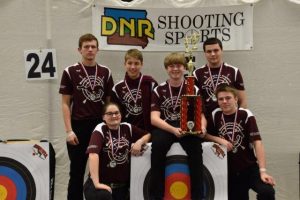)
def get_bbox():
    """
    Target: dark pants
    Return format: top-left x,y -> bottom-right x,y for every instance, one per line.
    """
228,164 -> 275,200
83,178 -> 129,200
67,119 -> 101,200
149,125 -> 204,200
